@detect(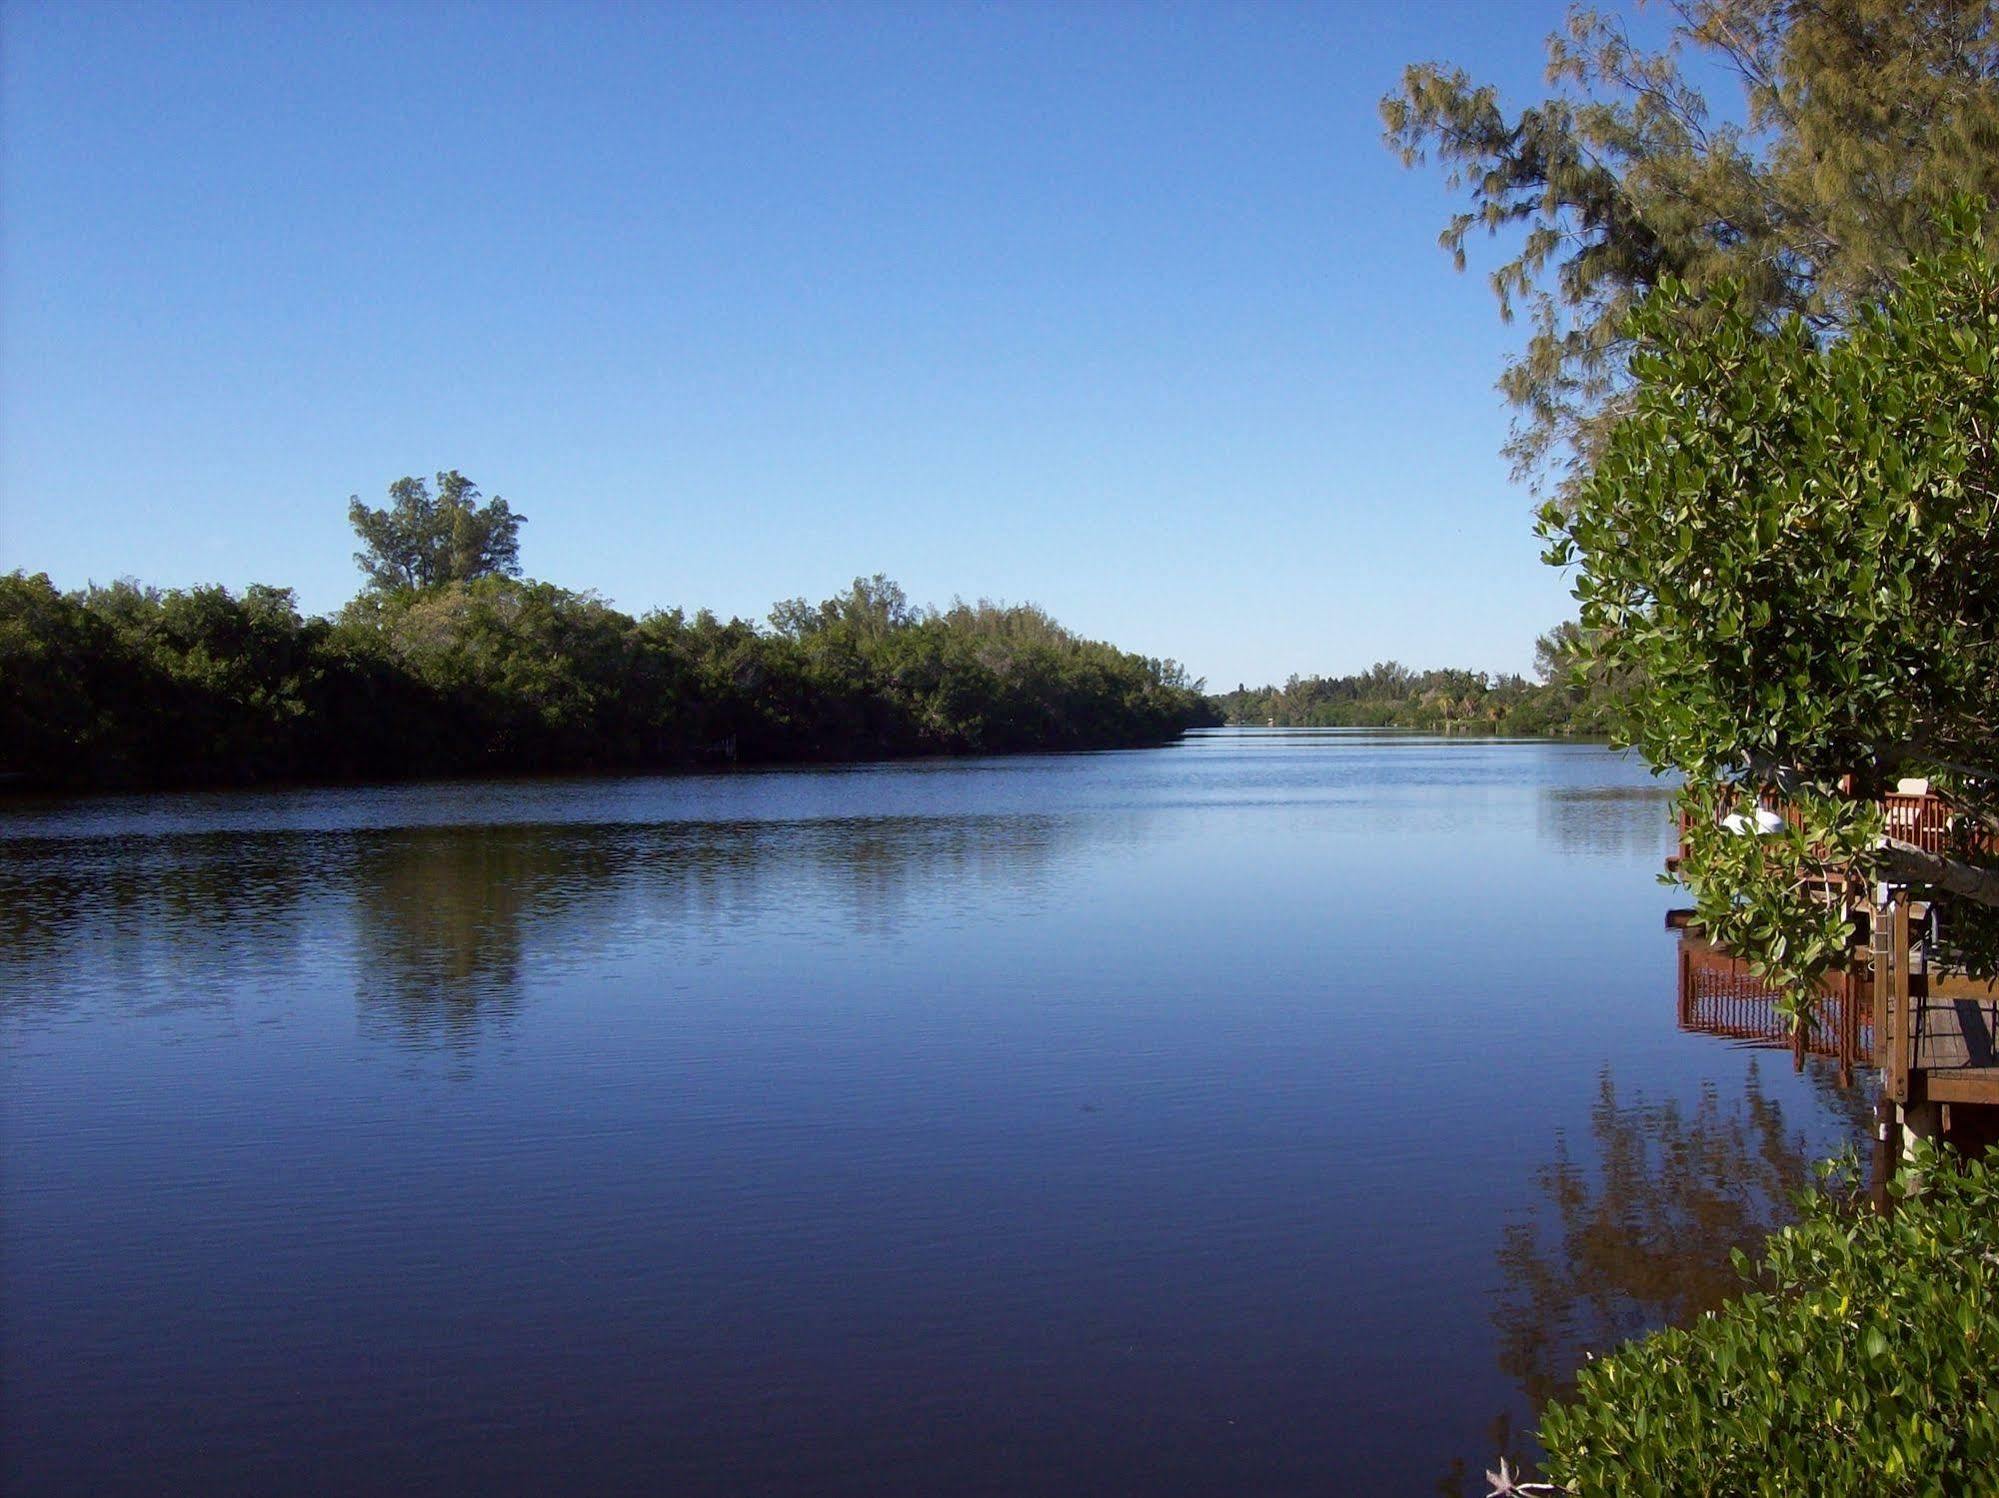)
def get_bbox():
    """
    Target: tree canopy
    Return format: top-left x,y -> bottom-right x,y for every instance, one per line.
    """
0,568 -> 1215,789
4,466 -> 1217,789
1382,0 -> 1999,490
1540,206 -> 1999,998
348,470 -> 525,591
768,574 -> 914,642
